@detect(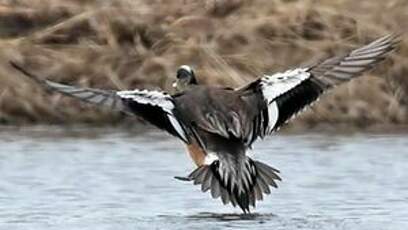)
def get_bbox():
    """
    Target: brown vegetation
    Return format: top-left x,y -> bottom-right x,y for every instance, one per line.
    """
0,0 -> 407,129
